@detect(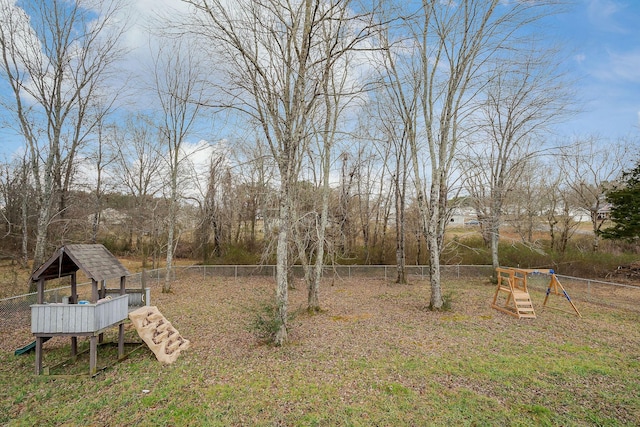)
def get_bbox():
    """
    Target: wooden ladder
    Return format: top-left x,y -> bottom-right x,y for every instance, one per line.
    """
492,268 -> 536,319
512,290 -> 536,318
